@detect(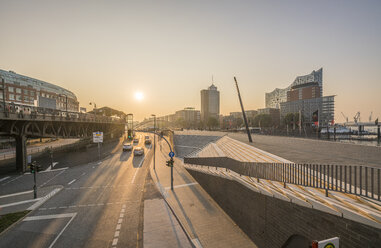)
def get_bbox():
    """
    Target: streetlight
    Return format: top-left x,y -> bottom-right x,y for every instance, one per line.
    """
127,113 -> 133,139
89,102 -> 97,118
151,114 -> 156,170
